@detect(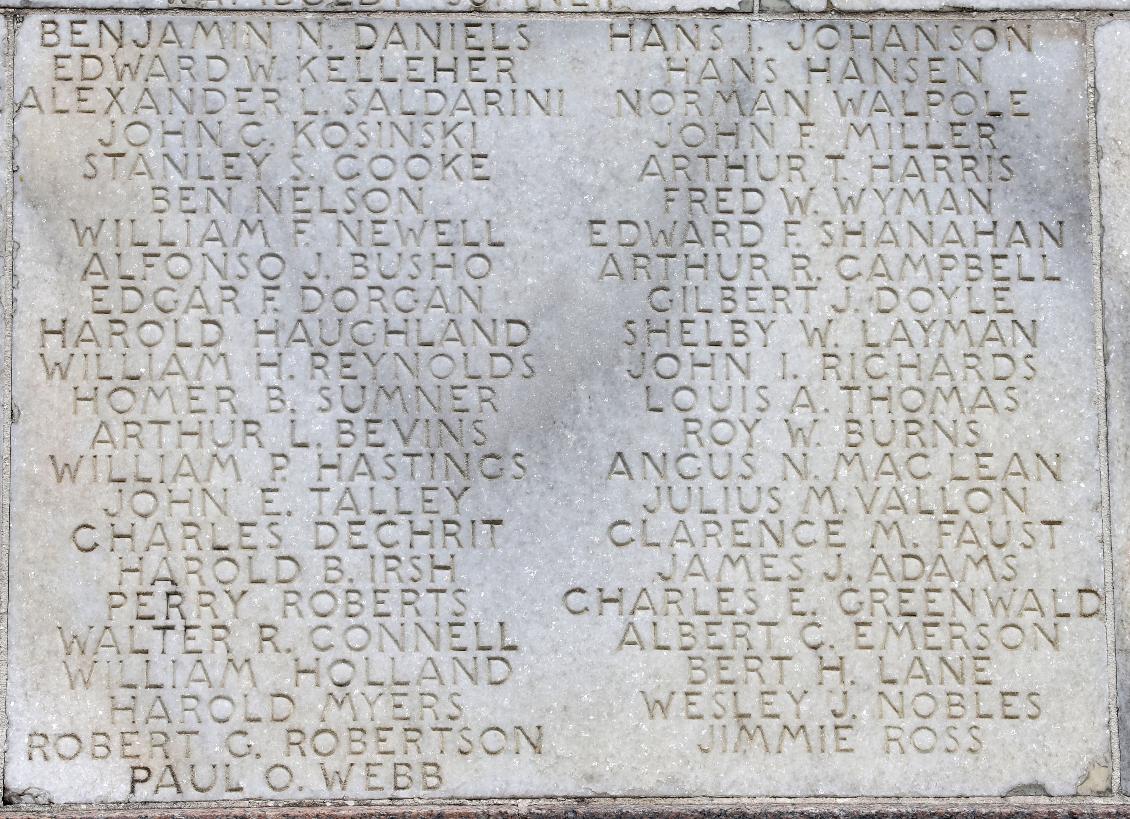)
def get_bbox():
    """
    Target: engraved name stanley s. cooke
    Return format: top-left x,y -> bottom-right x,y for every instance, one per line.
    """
0,15 -> 1112,802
